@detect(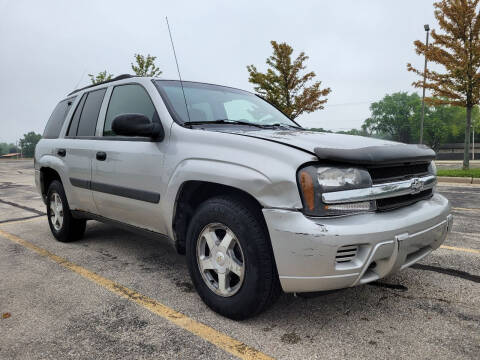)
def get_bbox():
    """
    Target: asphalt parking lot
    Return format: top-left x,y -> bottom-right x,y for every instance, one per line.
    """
0,159 -> 479,359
